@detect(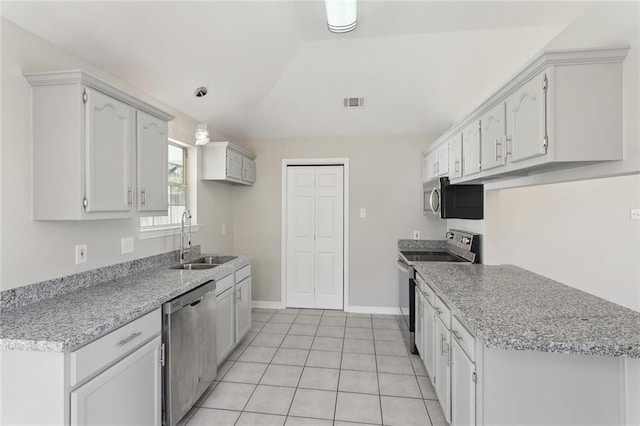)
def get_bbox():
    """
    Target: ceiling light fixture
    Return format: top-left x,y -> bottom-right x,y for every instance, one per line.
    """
195,123 -> 210,146
325,0 -> 357,33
